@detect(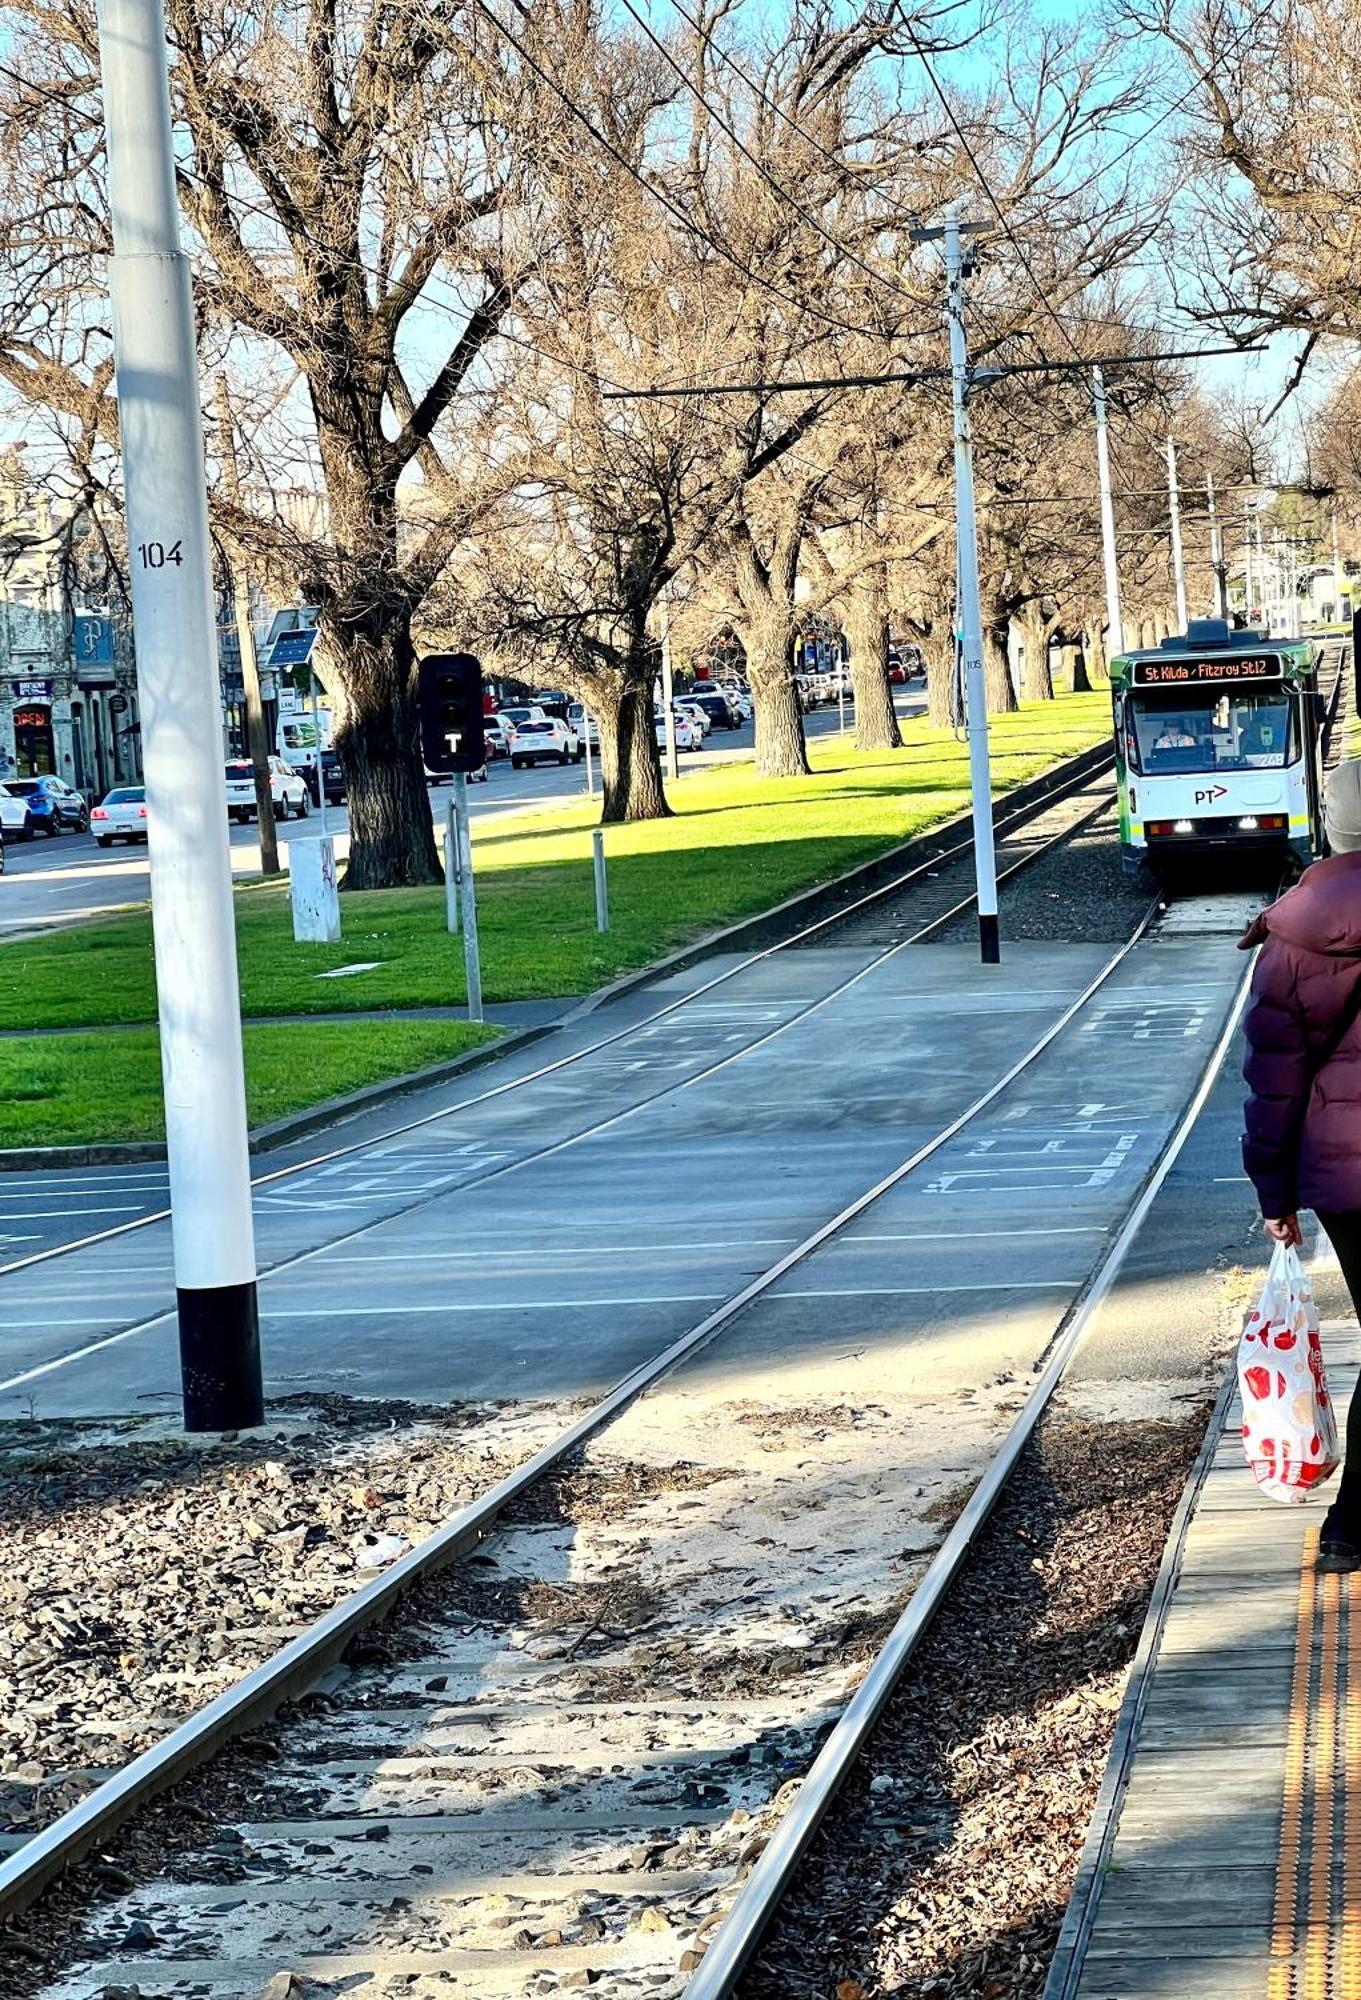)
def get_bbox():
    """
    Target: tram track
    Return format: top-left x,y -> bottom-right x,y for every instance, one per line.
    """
1,876 -> 1259,1997
2,649 -> 1348,1994
0,746 -> 1114,1288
